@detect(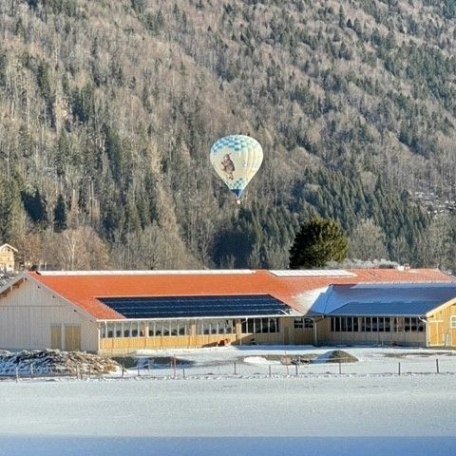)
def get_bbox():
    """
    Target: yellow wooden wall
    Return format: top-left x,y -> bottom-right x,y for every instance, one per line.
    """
427,301 -> 456,347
